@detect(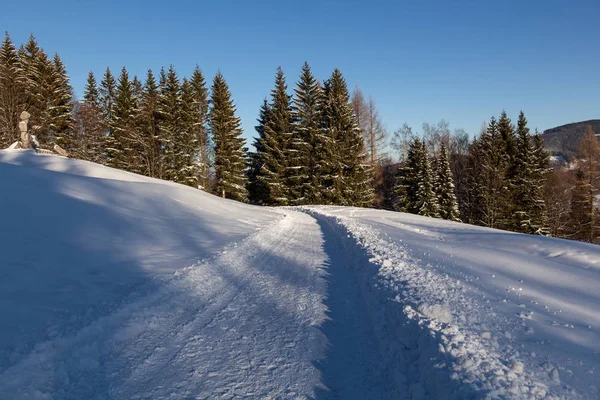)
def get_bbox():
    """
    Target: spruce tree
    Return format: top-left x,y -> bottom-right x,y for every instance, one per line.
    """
107,67 -> 137,170
289,62 -> 327,205
0,32 -> 25,146
415,140 -> 439,217
479,116 -> 509,228
510,111 -> 547,234
190,66 -> 210,190
209,71 -> 247,201
255,67 -> 293,205
83,71 -> 101,108
99,67 -> 116,139
138,69 -> 162,178
247,99 -> 271,204
158,65 -> 183,182
394,137 -> 421,213
321,68 -> 374,206
435,141 -> 459,221
18,35 -> 58,145
50,53 -> 73,149
176,77 -> 199,187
